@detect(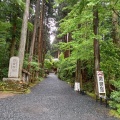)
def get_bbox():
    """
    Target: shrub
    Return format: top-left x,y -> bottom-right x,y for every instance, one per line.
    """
109,80 -> 120,114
